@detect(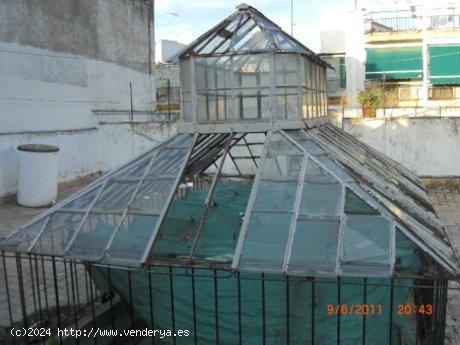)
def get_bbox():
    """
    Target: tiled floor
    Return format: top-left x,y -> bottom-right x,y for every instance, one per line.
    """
427,184 -> 460,345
